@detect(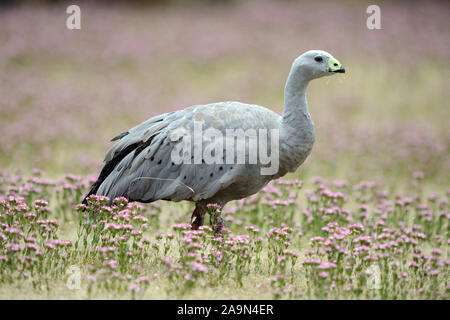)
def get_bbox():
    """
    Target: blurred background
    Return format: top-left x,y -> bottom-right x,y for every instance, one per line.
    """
0,0 -> 449,188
